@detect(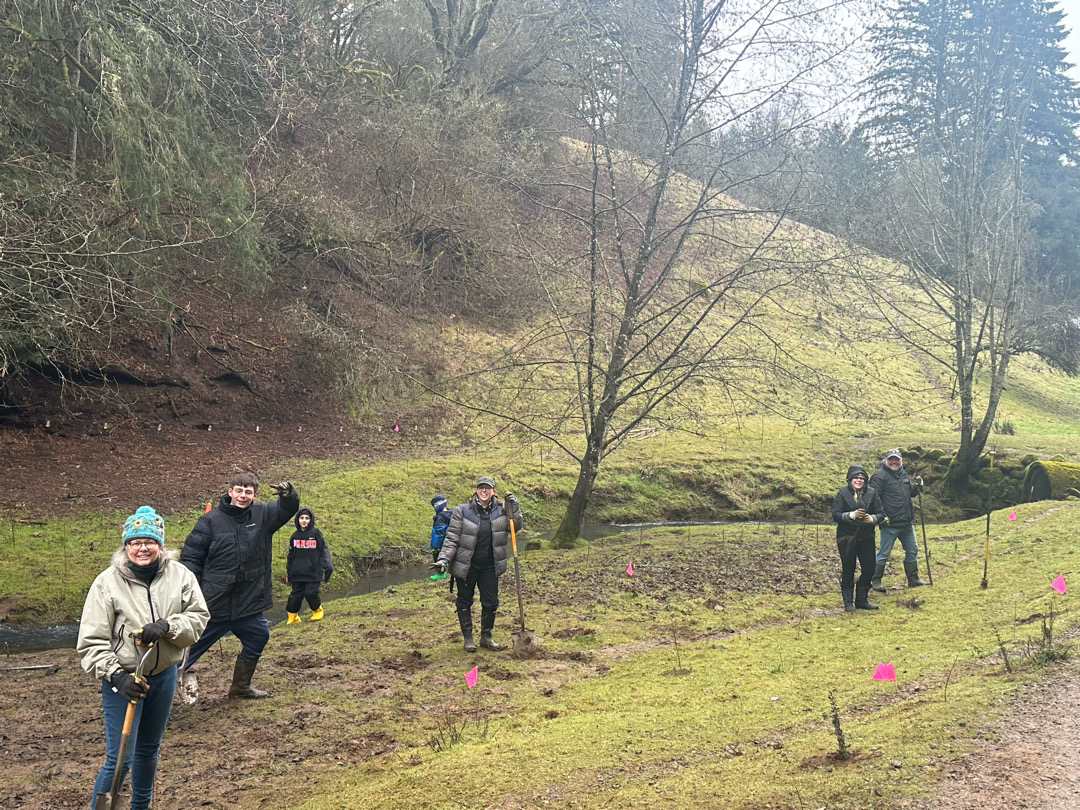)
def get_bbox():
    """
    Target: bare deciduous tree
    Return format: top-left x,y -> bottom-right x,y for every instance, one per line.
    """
430,0 -> 866,544
864,0 -> 1080,488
